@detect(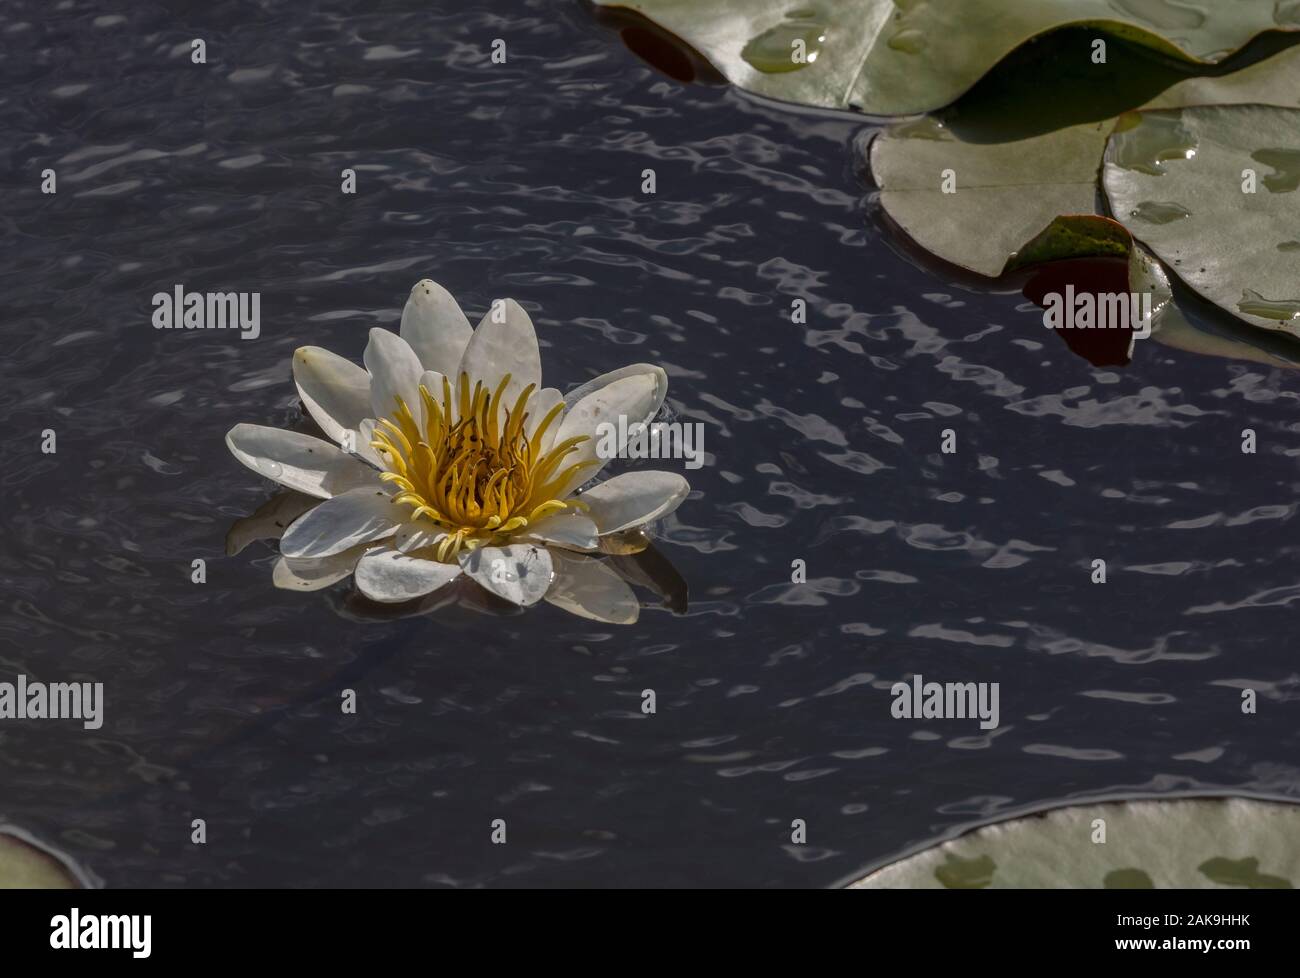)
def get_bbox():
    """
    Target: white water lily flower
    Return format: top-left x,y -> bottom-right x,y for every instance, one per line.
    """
226,279 -> 690,623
